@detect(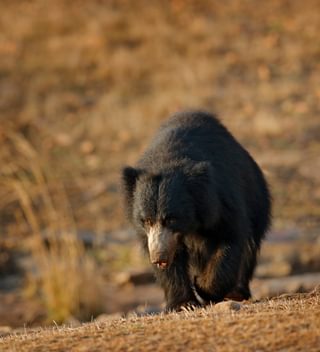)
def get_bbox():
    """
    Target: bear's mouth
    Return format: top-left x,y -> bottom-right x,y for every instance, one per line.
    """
147,224 -> 178,270
155,261 -> 168,269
